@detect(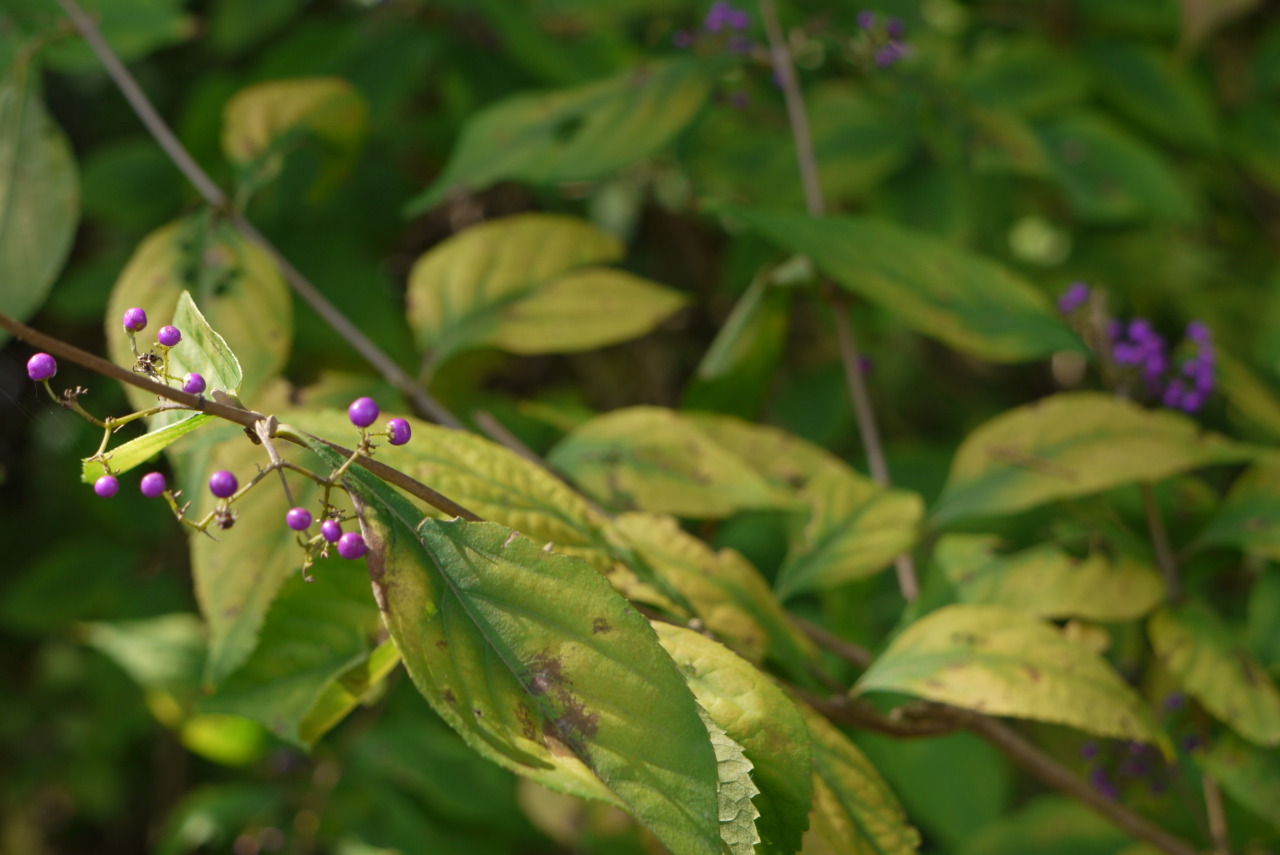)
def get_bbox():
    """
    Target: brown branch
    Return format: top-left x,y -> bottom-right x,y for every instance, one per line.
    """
54,0 -> 463,430
789,614 -> 873,668
1141,483 -> 1182,601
